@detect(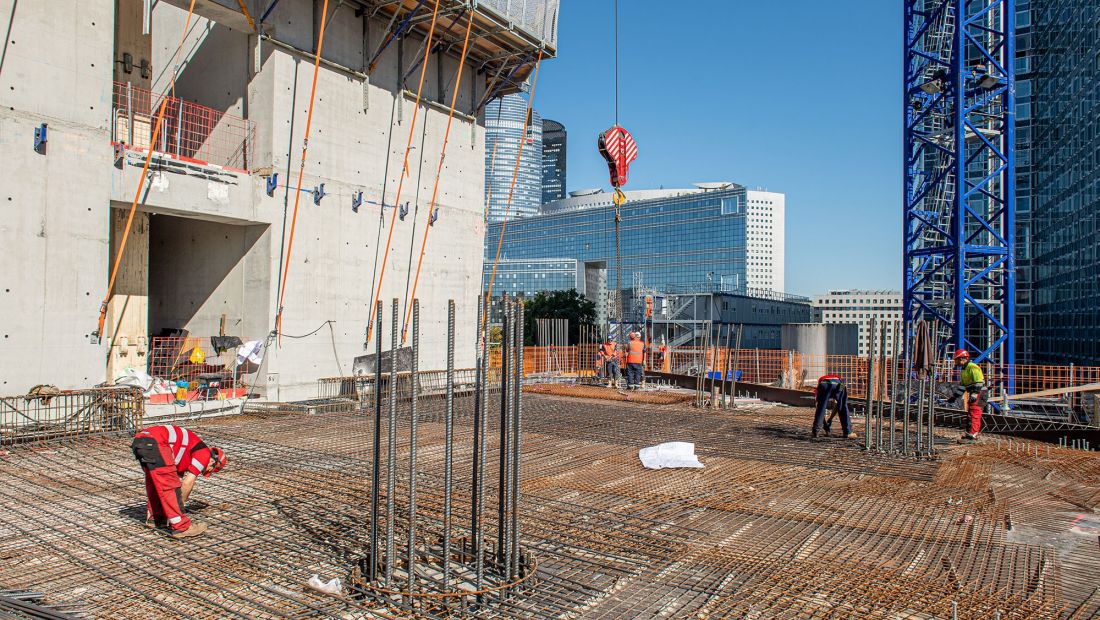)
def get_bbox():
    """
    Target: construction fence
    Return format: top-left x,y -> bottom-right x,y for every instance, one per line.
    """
112,81 -> 255,171
482,345 -> 1100,402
